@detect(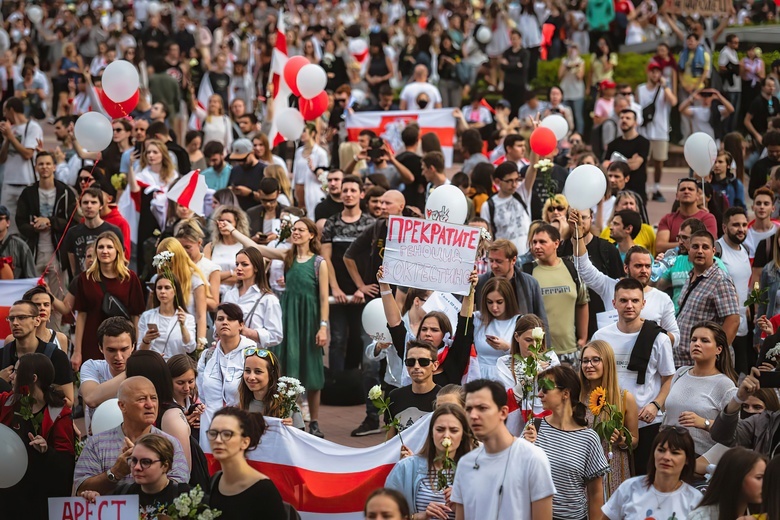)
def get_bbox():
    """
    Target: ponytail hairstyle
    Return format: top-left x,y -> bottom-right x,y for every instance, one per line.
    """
539,365 -> 588,427
212,407 -> 267,452
14,353 -> 66,408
